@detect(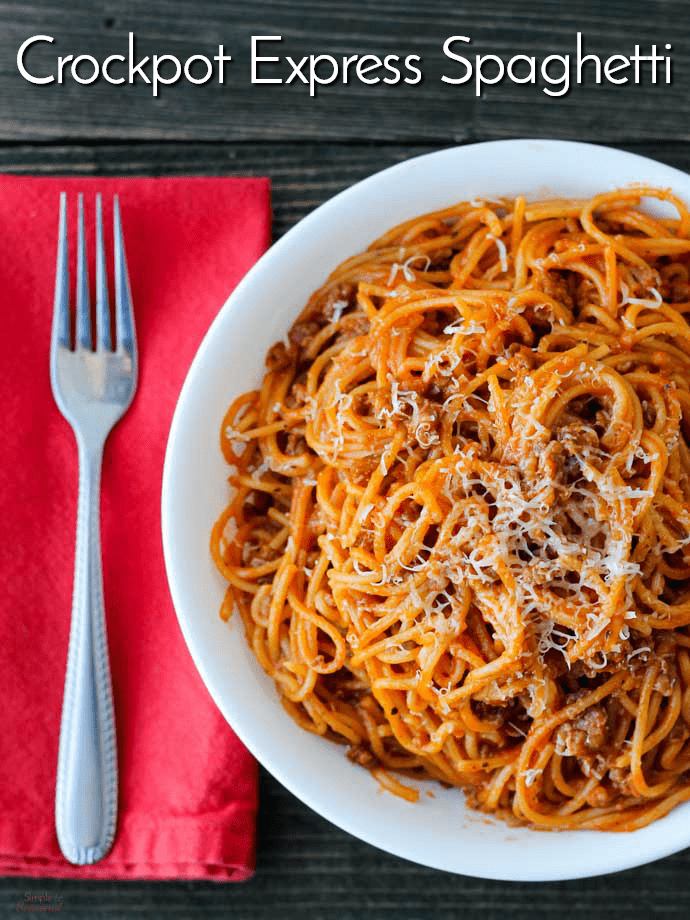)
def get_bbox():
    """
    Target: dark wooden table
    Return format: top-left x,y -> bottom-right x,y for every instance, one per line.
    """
4,1 -> 690,917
